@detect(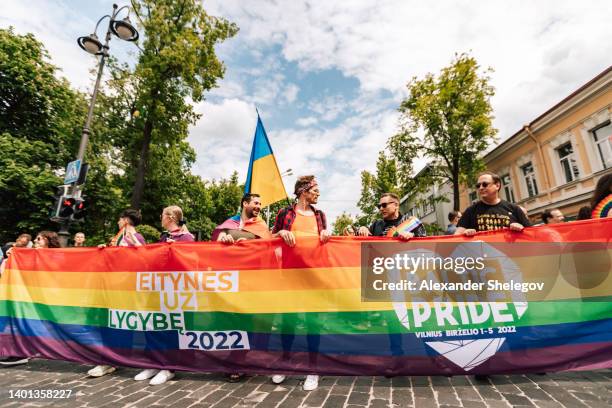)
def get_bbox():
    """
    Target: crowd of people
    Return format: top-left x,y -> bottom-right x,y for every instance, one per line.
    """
0,172 -> 610,389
